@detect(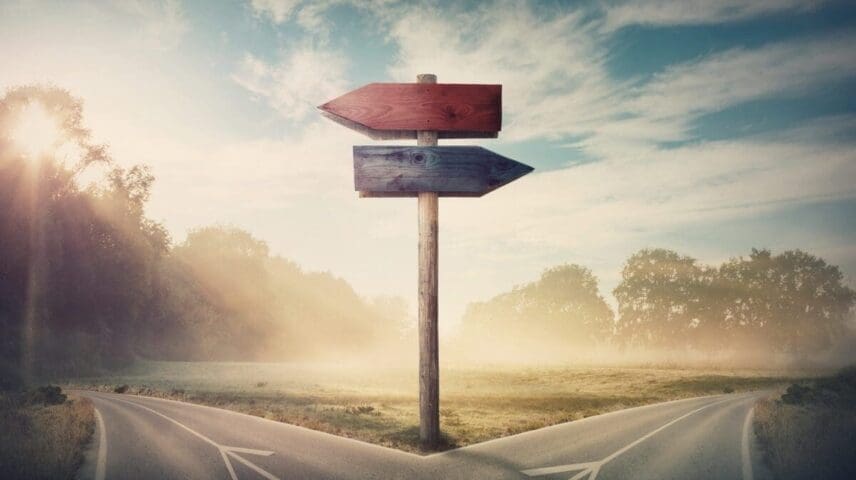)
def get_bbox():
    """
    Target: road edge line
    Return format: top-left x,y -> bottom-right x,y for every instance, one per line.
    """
93,406 -> 107,480
741,404 -> 755,480
522,395 -> 748,478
